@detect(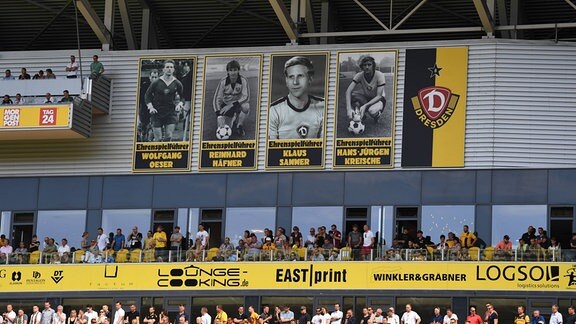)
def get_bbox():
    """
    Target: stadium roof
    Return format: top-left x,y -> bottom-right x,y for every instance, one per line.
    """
1,0 -> 575,52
